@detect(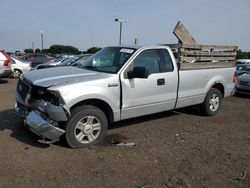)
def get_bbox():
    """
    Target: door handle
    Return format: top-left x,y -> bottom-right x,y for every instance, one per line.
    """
157,78 -> 165,85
